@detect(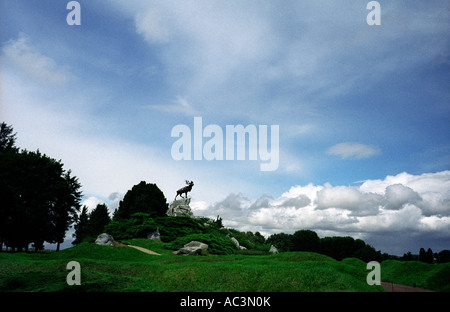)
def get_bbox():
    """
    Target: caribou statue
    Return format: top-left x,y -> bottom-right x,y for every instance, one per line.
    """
175,180 -> 194,200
